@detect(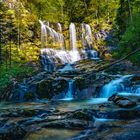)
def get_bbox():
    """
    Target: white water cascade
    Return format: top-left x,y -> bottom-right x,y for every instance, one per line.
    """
69,23 -> 77,51
39,21 -> 100,71
69,23 -> 81,62
81,23 -> 99,60
39,20 -> 47,48
100,75 -> 140,98
85,24 -> 93,45
57,23 -> 65,50
39,20 -> 64,45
